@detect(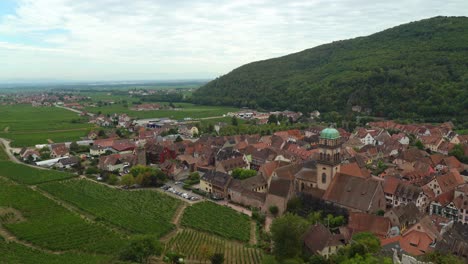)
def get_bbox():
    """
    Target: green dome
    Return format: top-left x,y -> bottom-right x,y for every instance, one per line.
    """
320,127 -> 340,139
